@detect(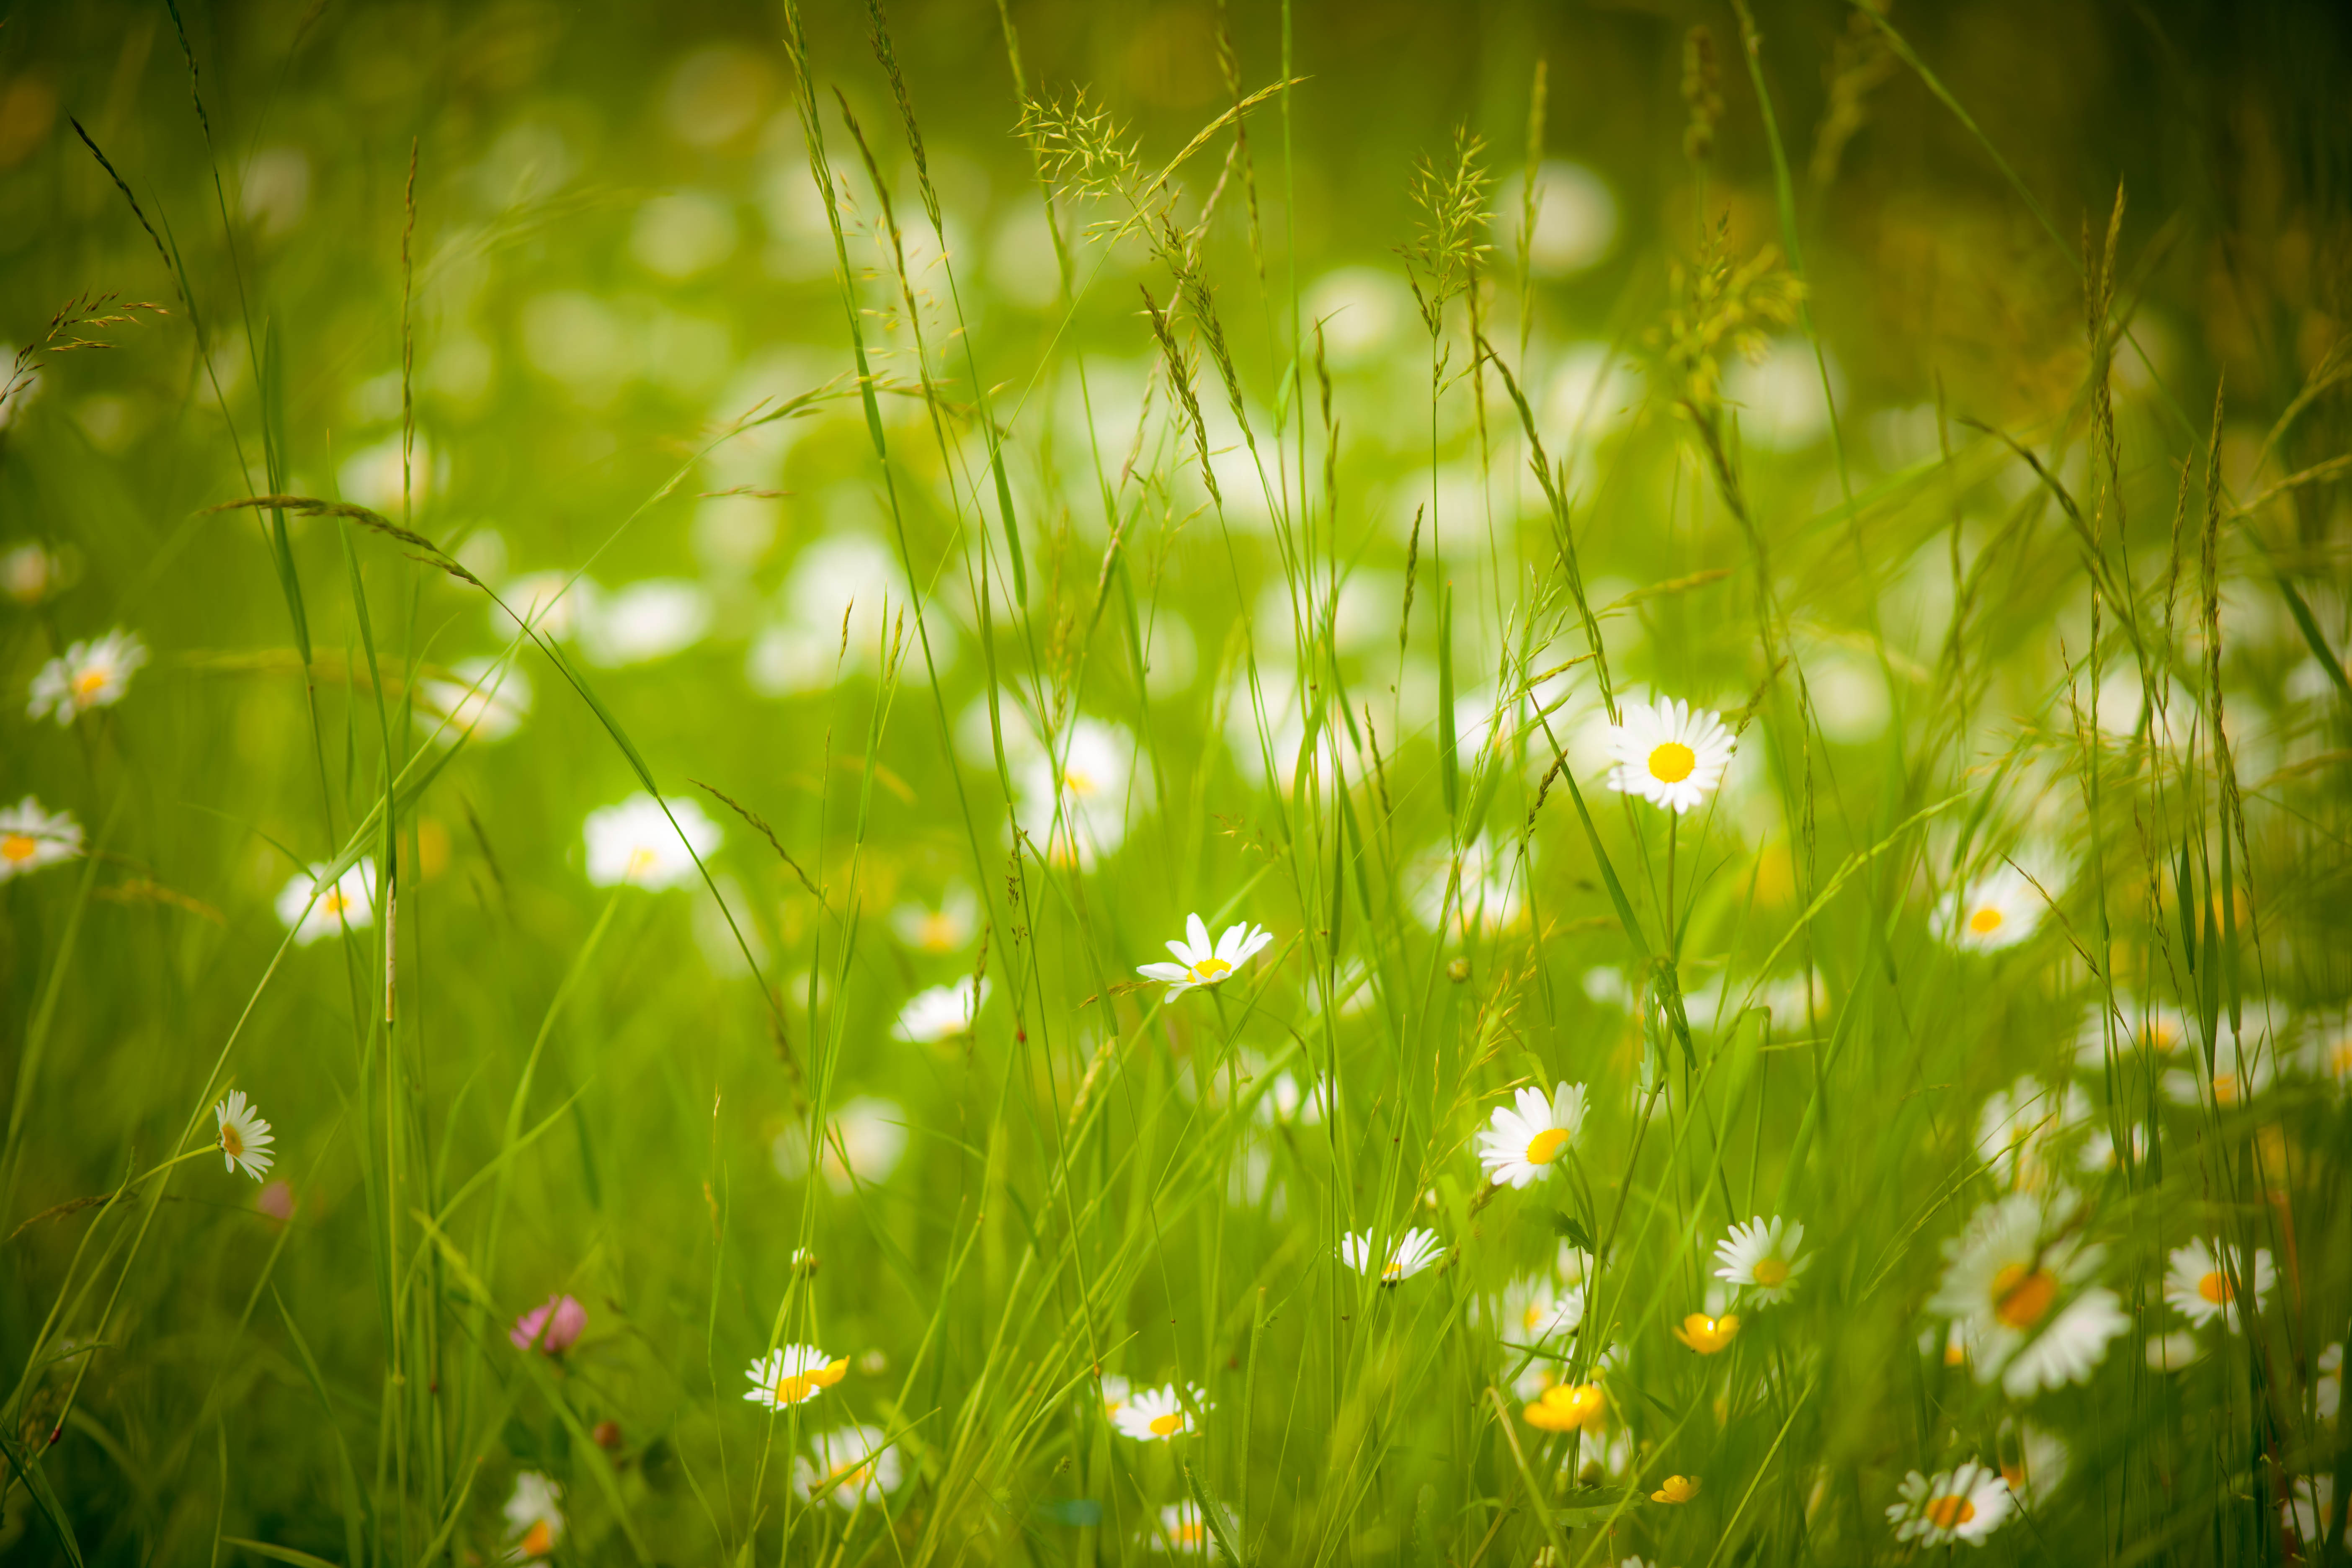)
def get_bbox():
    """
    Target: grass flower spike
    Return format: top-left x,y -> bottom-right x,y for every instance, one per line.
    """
213,1090 -> 276,1180
2163,1239 -> 2273,1331
1477,1081 -> 1589,1187
1341,1227 -> 1444,1284
1138,913 -> 1275,1000
744,1344 -> 848,1408
0,797 -> 84,881
1713,1216 -> 1807,1305
1604,696 -> 1733,814
503,1472 -> 564,1560
1112,1381 -> 1205,1440
28,627 -> 147,723
1888,1463 -> 2012,1546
